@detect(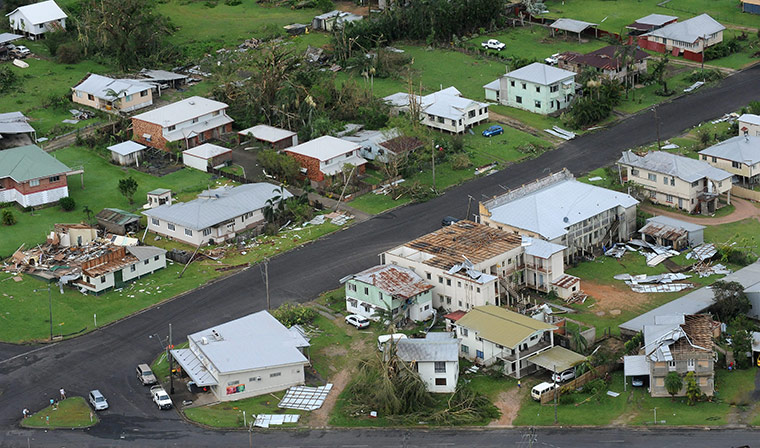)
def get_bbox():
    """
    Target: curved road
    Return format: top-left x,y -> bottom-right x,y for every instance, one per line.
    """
2,65 -> 760,447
